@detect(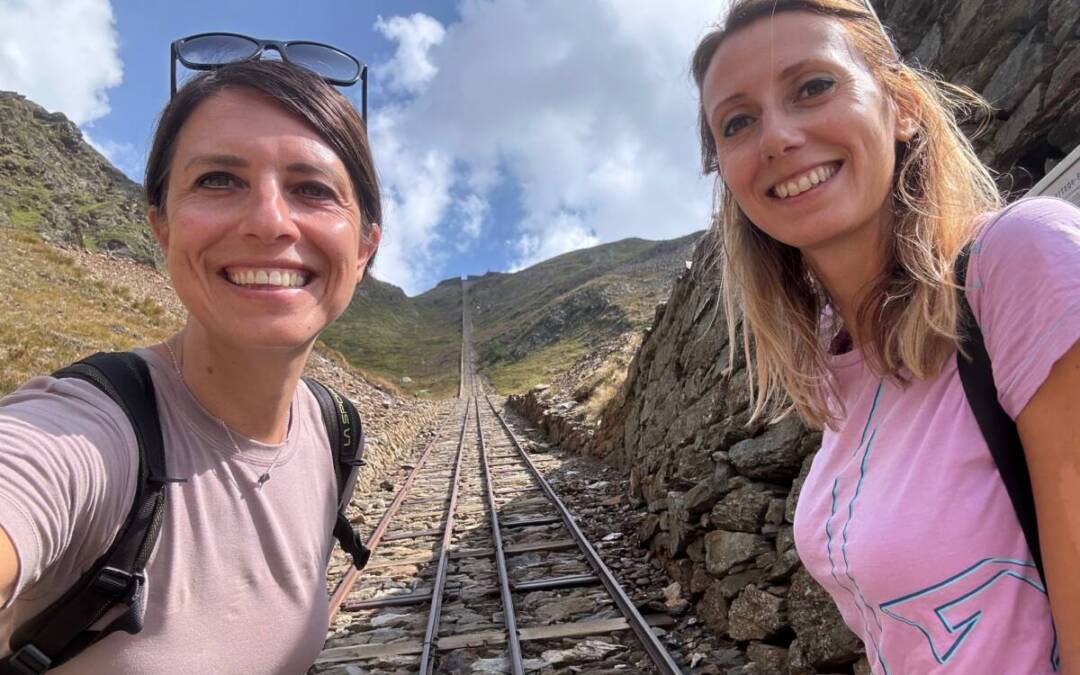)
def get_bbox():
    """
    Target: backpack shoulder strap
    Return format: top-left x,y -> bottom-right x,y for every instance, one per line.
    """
955,245 -> 1045,584
302,378 -> 370,570
3,352 -> 173,675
